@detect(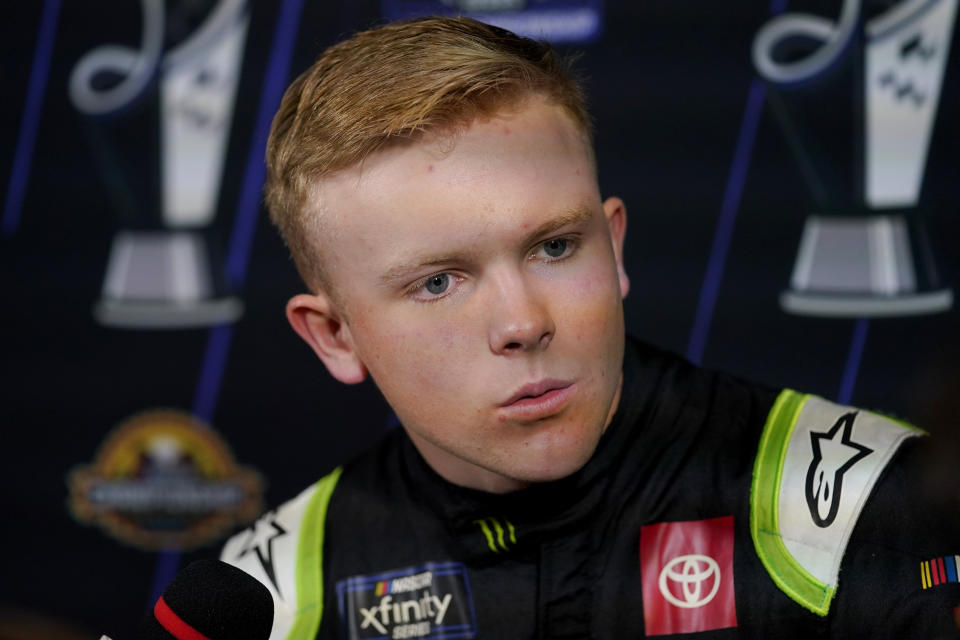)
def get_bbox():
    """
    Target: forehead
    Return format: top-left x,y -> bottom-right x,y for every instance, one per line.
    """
312,99 -> 600,285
